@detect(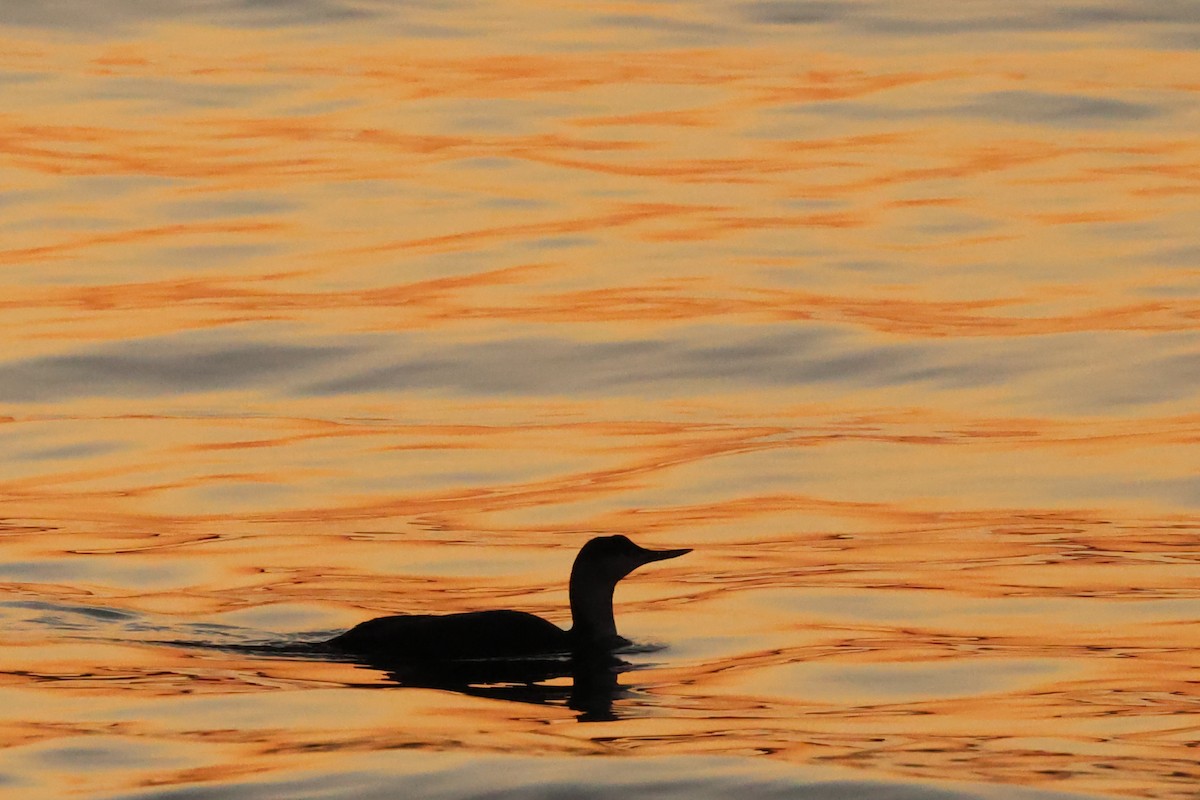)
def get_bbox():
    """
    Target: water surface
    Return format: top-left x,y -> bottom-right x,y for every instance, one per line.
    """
0,1 -> 1198,798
